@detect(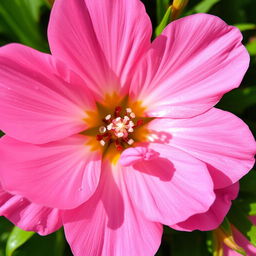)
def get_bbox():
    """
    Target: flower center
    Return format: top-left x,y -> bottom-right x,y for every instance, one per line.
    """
83,94 -> 152,163
96,106 -> 144,151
